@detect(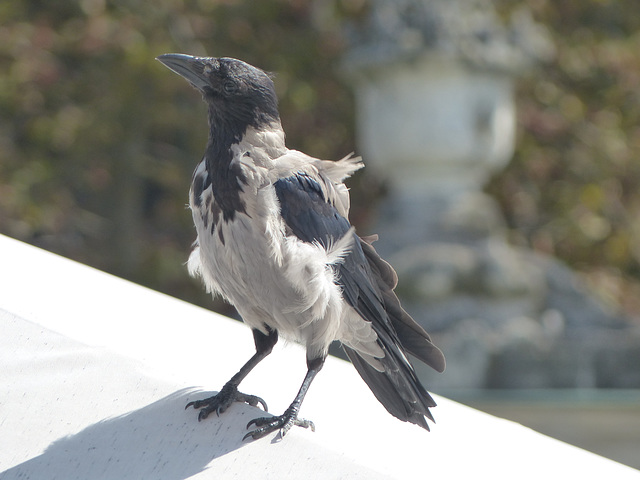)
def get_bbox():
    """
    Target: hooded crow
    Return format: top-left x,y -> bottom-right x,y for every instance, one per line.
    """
156,53 -> 445,440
